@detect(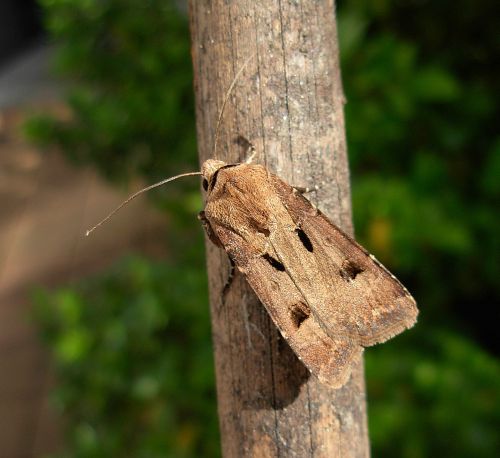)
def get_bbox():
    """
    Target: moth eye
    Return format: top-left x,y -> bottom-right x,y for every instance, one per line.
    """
296,228 -> 313,252
291,302 -> 311,329
339,260 -> 364,281
262,253 -> 285,271
202,178 -> 209,191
